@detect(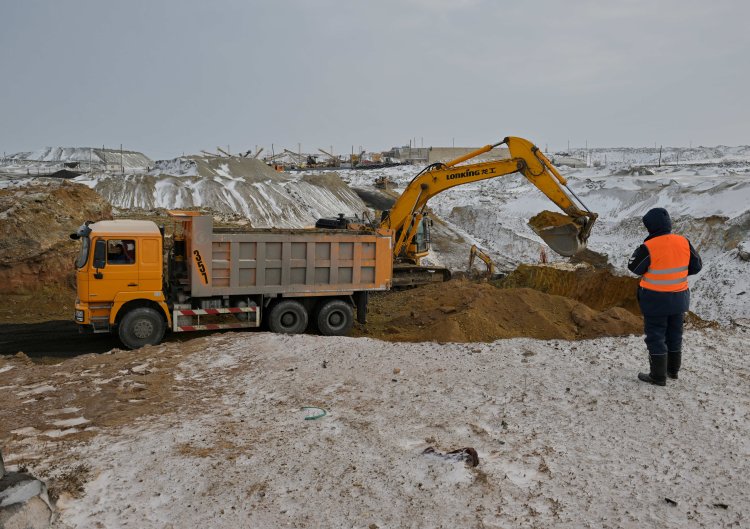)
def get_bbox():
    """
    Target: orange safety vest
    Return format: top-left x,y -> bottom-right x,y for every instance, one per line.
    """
640,234 -> 690,292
